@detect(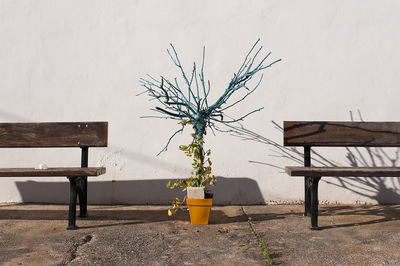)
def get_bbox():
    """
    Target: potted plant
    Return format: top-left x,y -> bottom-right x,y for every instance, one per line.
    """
140,39 -> 280,224
167,132 -> 215,224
